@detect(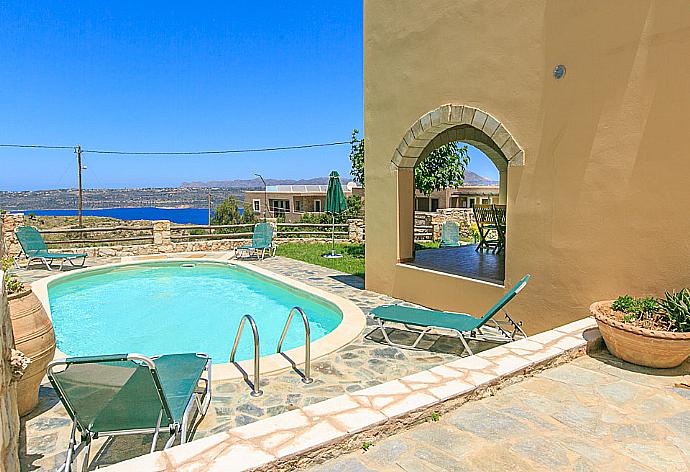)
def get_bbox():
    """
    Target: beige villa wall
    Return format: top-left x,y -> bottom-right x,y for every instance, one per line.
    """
364,0 -> 690,333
